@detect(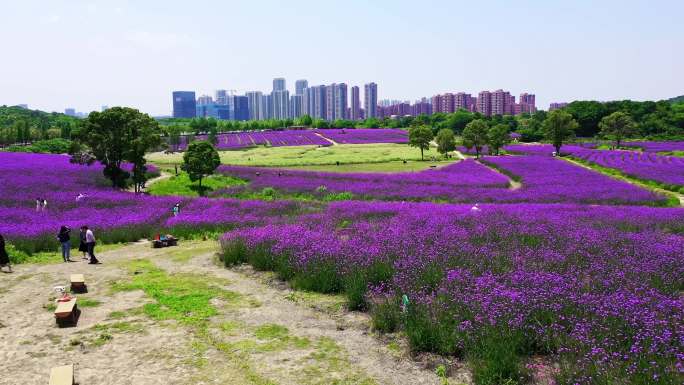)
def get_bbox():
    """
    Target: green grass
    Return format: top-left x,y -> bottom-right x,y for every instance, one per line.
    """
658,150 -> 684,157
284,160 -> 455,173
111,259 -> 241,325
148,143 -> 444,168
148,172 -> 246,197
10,242 -> 129,265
